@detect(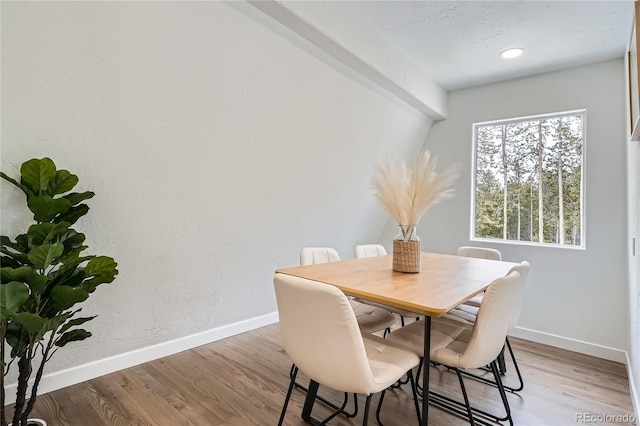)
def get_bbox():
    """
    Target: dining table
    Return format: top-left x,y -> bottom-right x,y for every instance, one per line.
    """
275,251 -> 518,426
